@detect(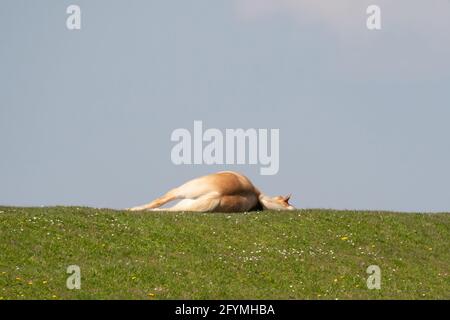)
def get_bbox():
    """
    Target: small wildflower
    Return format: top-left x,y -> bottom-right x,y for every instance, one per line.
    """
340,236 -> 348,241
42,280 -> 48,284
147,293 -> 155,297
27,281 -> 33,285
